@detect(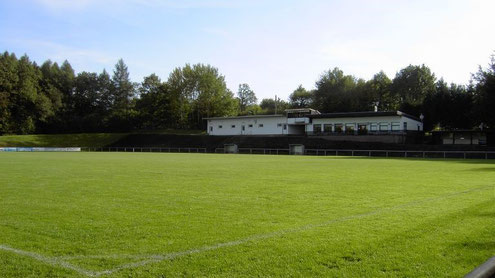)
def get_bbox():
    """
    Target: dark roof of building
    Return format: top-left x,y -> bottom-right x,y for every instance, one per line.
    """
205,114 -> 285,120
285,108 -> 320,114
308,111 -> 421,121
